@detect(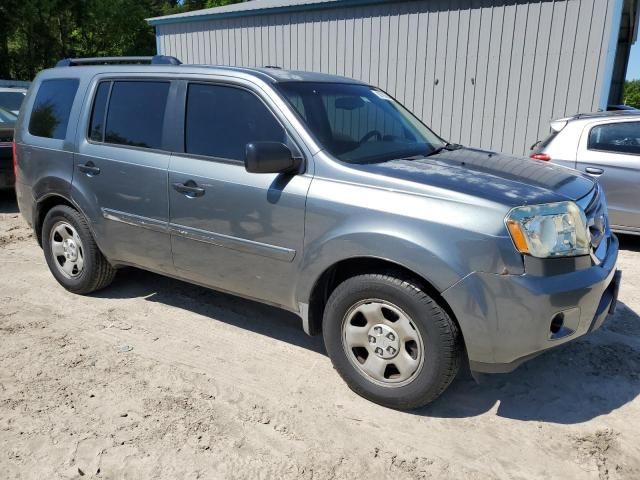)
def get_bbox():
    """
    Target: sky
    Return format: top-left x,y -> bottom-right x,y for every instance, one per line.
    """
628,42 -> 640,80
